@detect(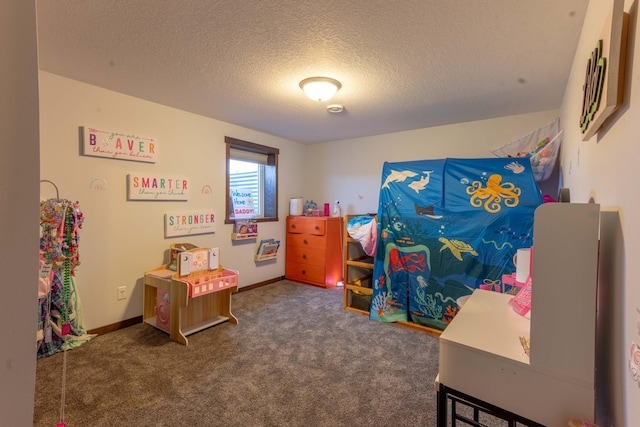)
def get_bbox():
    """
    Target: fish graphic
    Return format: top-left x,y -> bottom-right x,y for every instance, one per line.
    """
381,170 -> 418,189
